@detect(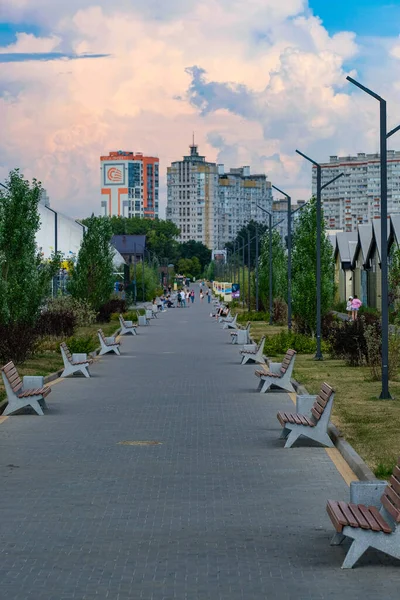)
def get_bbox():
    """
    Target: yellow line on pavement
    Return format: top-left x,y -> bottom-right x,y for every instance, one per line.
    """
287,391 -> 357,486
0,416 -> 8,425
